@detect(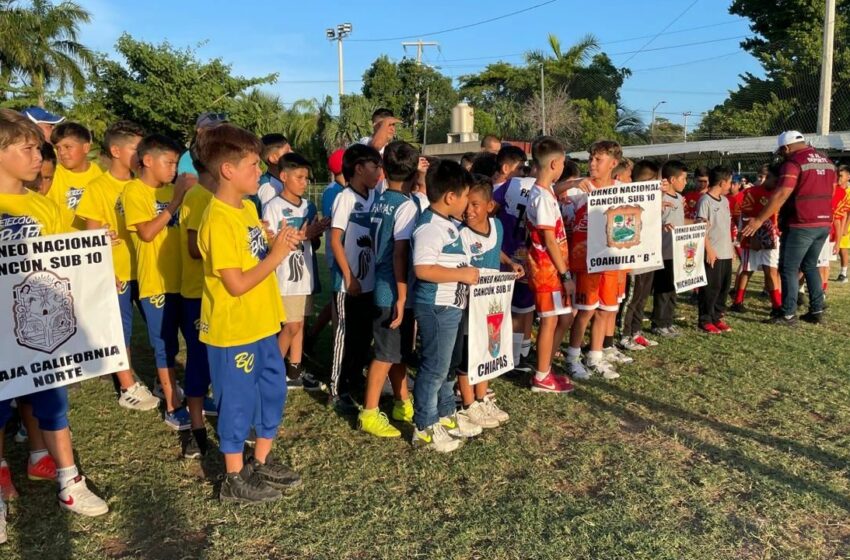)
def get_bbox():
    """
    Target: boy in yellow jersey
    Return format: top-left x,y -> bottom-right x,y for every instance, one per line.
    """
123,134 -> 192,431
47,122 -> 102,229
76,121 -> 161,412
195,123 -> 303,503
0,110 -> 108,539
178,141 -> 217,459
